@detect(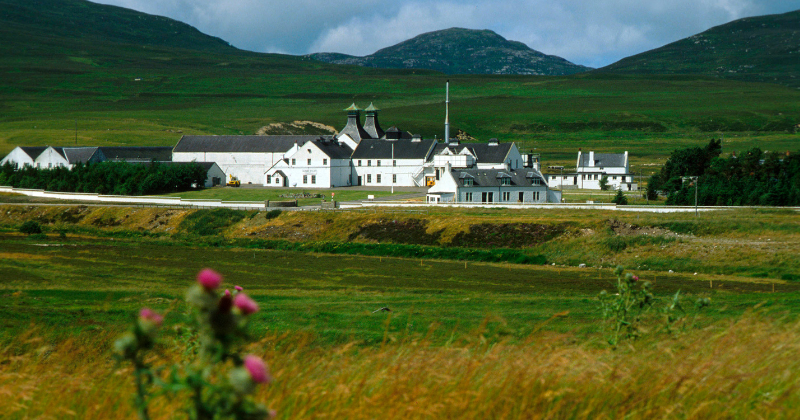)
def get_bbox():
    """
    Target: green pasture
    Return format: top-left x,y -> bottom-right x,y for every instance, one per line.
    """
1,232 -> 797,348
1,35 -> 798,170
